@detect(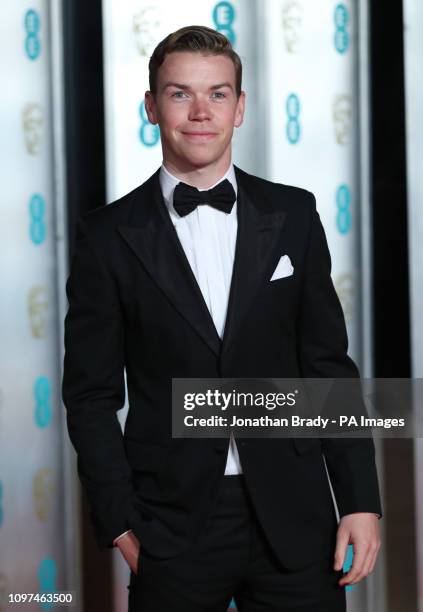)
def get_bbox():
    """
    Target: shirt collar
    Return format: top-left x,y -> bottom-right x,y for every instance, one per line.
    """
159,161 -> 237,218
